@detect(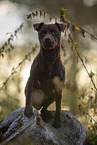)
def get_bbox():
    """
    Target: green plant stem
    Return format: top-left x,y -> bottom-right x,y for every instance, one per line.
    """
81,105 -> 97,124
75,47 -> 97,91
0,46 -> 37,92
